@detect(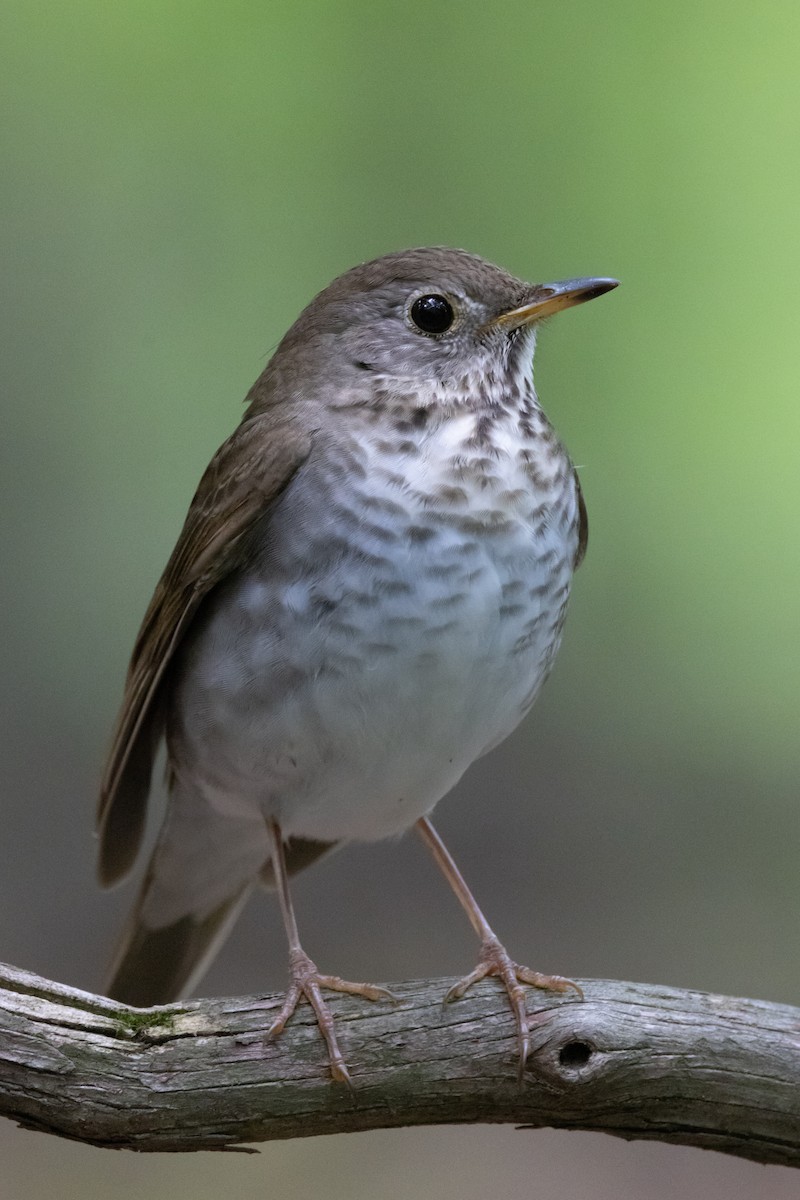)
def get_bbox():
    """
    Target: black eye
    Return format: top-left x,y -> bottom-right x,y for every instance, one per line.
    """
410,294 -> 455,335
